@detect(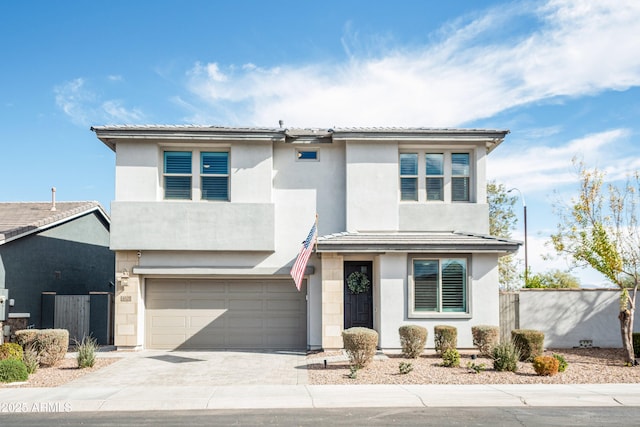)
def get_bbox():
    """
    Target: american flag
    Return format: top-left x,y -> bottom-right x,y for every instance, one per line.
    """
290,221 -> 317,291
